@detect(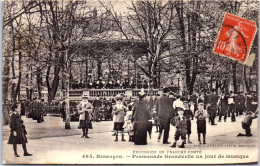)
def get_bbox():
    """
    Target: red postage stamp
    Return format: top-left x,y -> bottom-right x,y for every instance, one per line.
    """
213,13 -> 257,63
